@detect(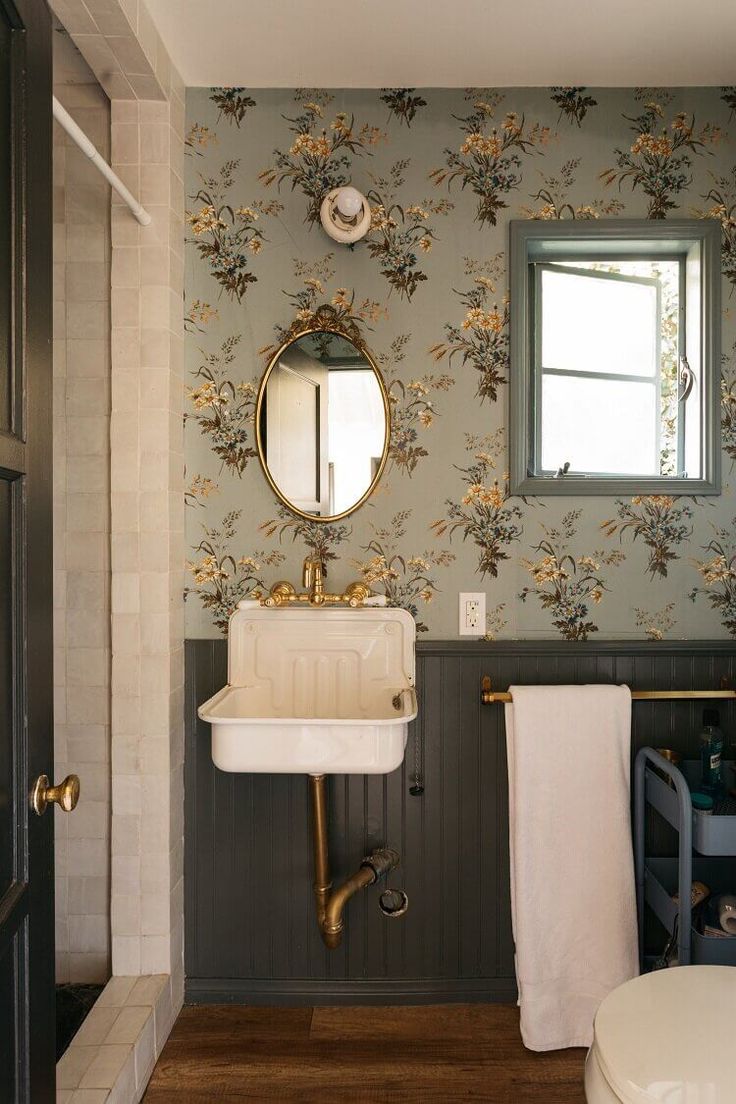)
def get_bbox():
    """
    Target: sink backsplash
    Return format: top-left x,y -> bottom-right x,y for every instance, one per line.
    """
184,86 -> 736,642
